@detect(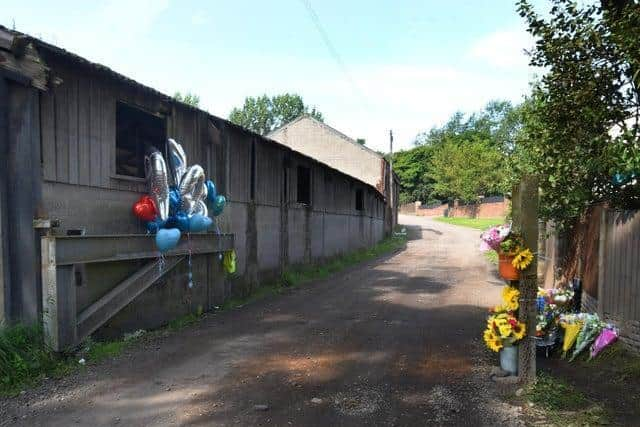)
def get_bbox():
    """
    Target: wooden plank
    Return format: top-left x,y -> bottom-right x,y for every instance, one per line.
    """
54,233 -> 234,265
0,77 -> 7,322
630,214 -> 637,320
634,214 -> 640,320
67,75 -> 79,184
77,75 -> 90,184
89,77 -> 102,187
101,80 -> 113,187
623,214 -> 632,320
597,208 -> 607,316
40,91 -> 57,181
41,237 -> 77,351
54,80 -> 69,182
76,256 -> 184,342
41,236 -> 58,349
